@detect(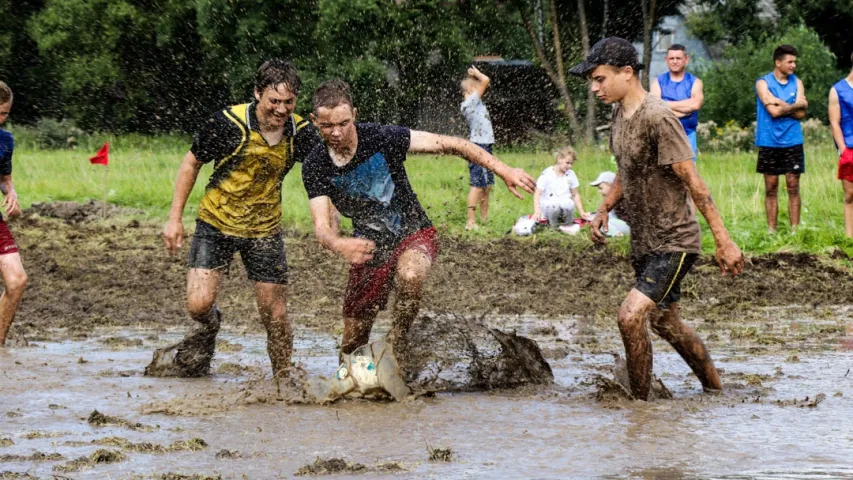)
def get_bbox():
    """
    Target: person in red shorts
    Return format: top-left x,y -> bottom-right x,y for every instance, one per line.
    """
302,79 -> 535,364
829,52 -> 853,237
0,81 -> 28,346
